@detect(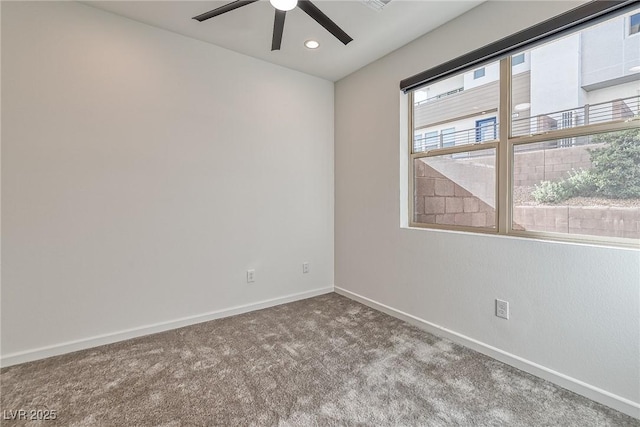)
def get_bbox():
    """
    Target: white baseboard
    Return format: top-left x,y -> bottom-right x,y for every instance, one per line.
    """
335,286 -> 640,420
1,286 -> 334,368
